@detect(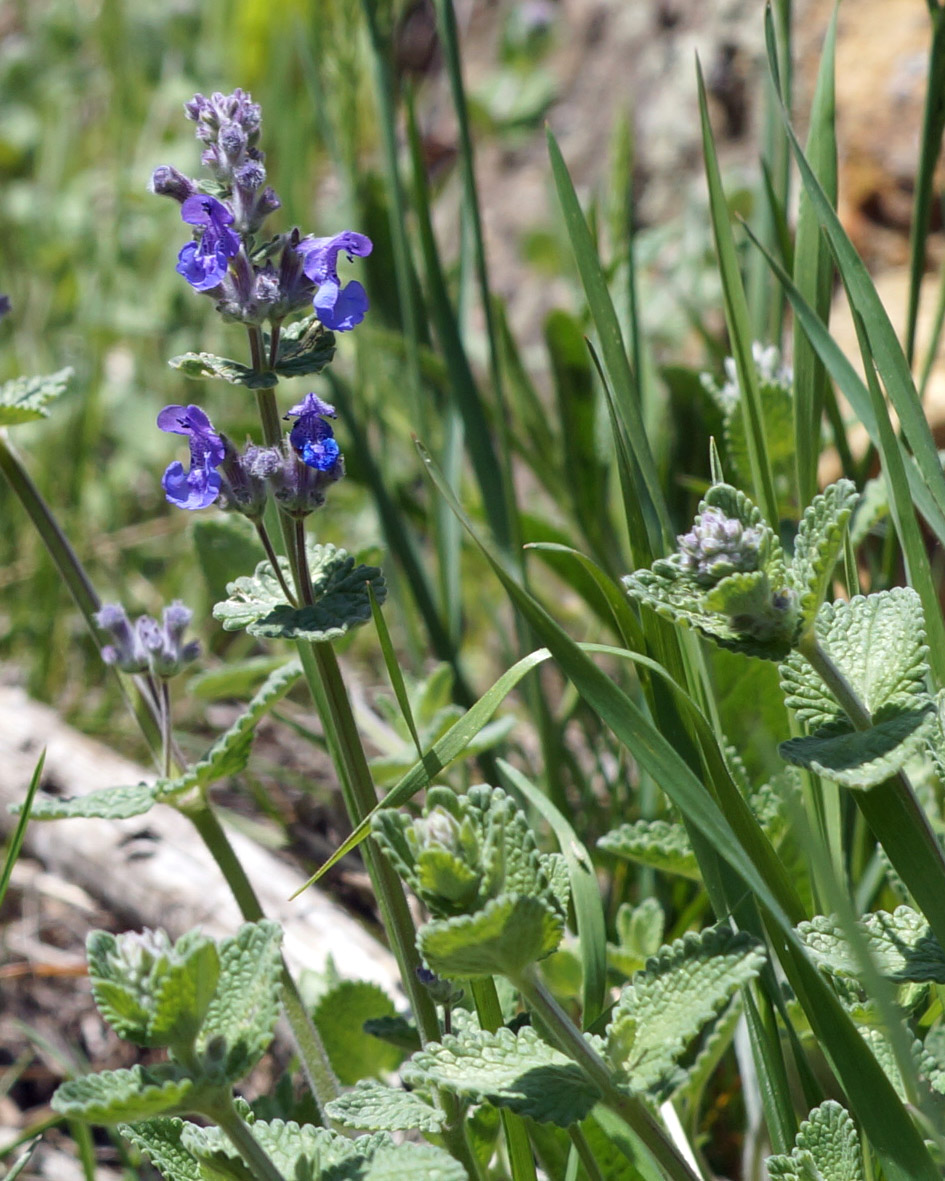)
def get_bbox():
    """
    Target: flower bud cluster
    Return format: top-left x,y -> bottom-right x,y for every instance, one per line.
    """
95,601 -> 200,679
676,506 -> 765,587
702,341 -> 792,415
